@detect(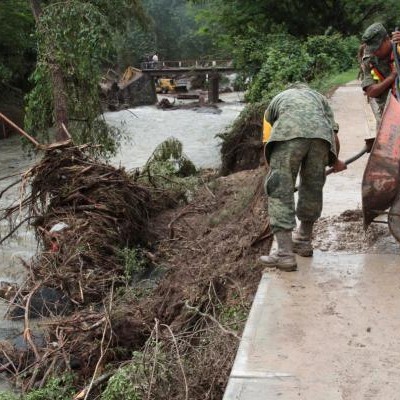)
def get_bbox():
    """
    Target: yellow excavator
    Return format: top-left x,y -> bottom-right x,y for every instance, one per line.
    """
119,66 -> 143,89
156,78 -> 177,94
156,77 -> 188,94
